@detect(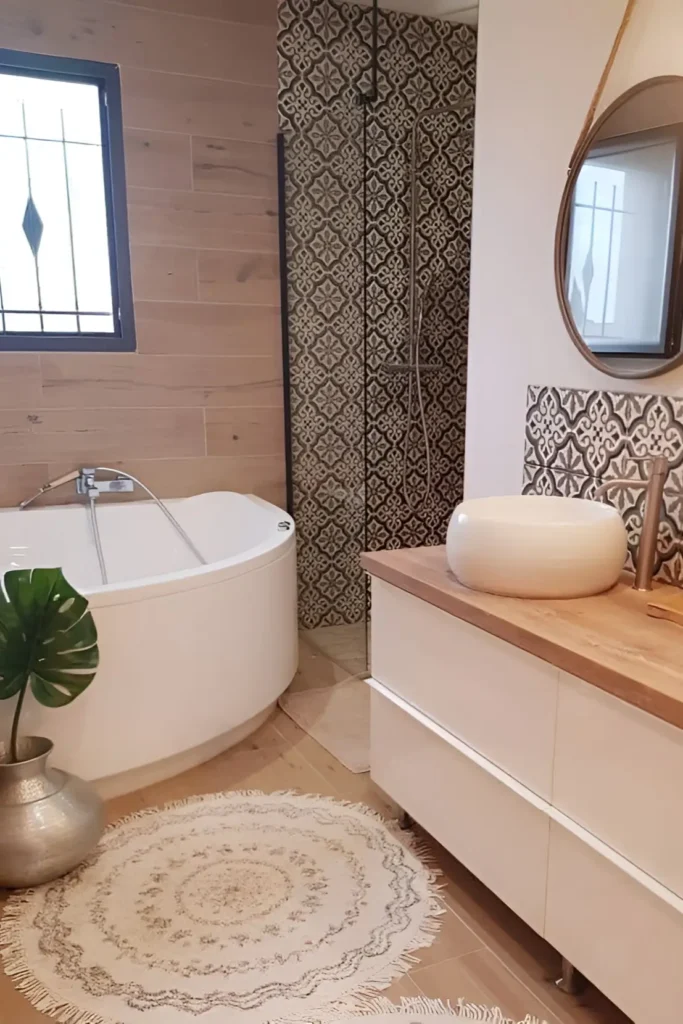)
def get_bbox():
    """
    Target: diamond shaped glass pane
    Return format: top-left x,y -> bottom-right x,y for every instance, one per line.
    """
22,196 -> 43,257
0,70 -> 118,338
